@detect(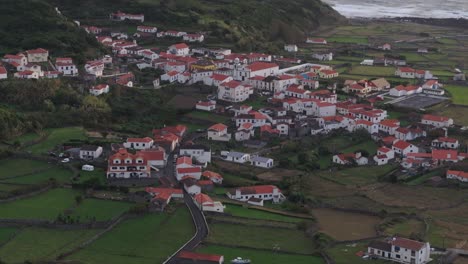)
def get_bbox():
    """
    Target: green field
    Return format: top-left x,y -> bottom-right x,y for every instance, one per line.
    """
1,167 -> 73,184
74,168 -> 106,185
67,207 -> 194,264
384,218 -> 425,237
0,228 -> 100,263
0,159 -> 51,179
7,132 -> 43,145
70,199 -> 133,222
317,165 -> 397,186
326,36 -> 369,44
0,227 -> 17,244
197,245 -> 324,264
222,172 -> 258,186
24,127 -> 86,154
186,111 -> 229,123
225,204 -> 304,223
0,188 -> 79,220
445,85 -> 468,106
341,141 -> 378,156
348,66 -> 396,77
206,223 -> 316,254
